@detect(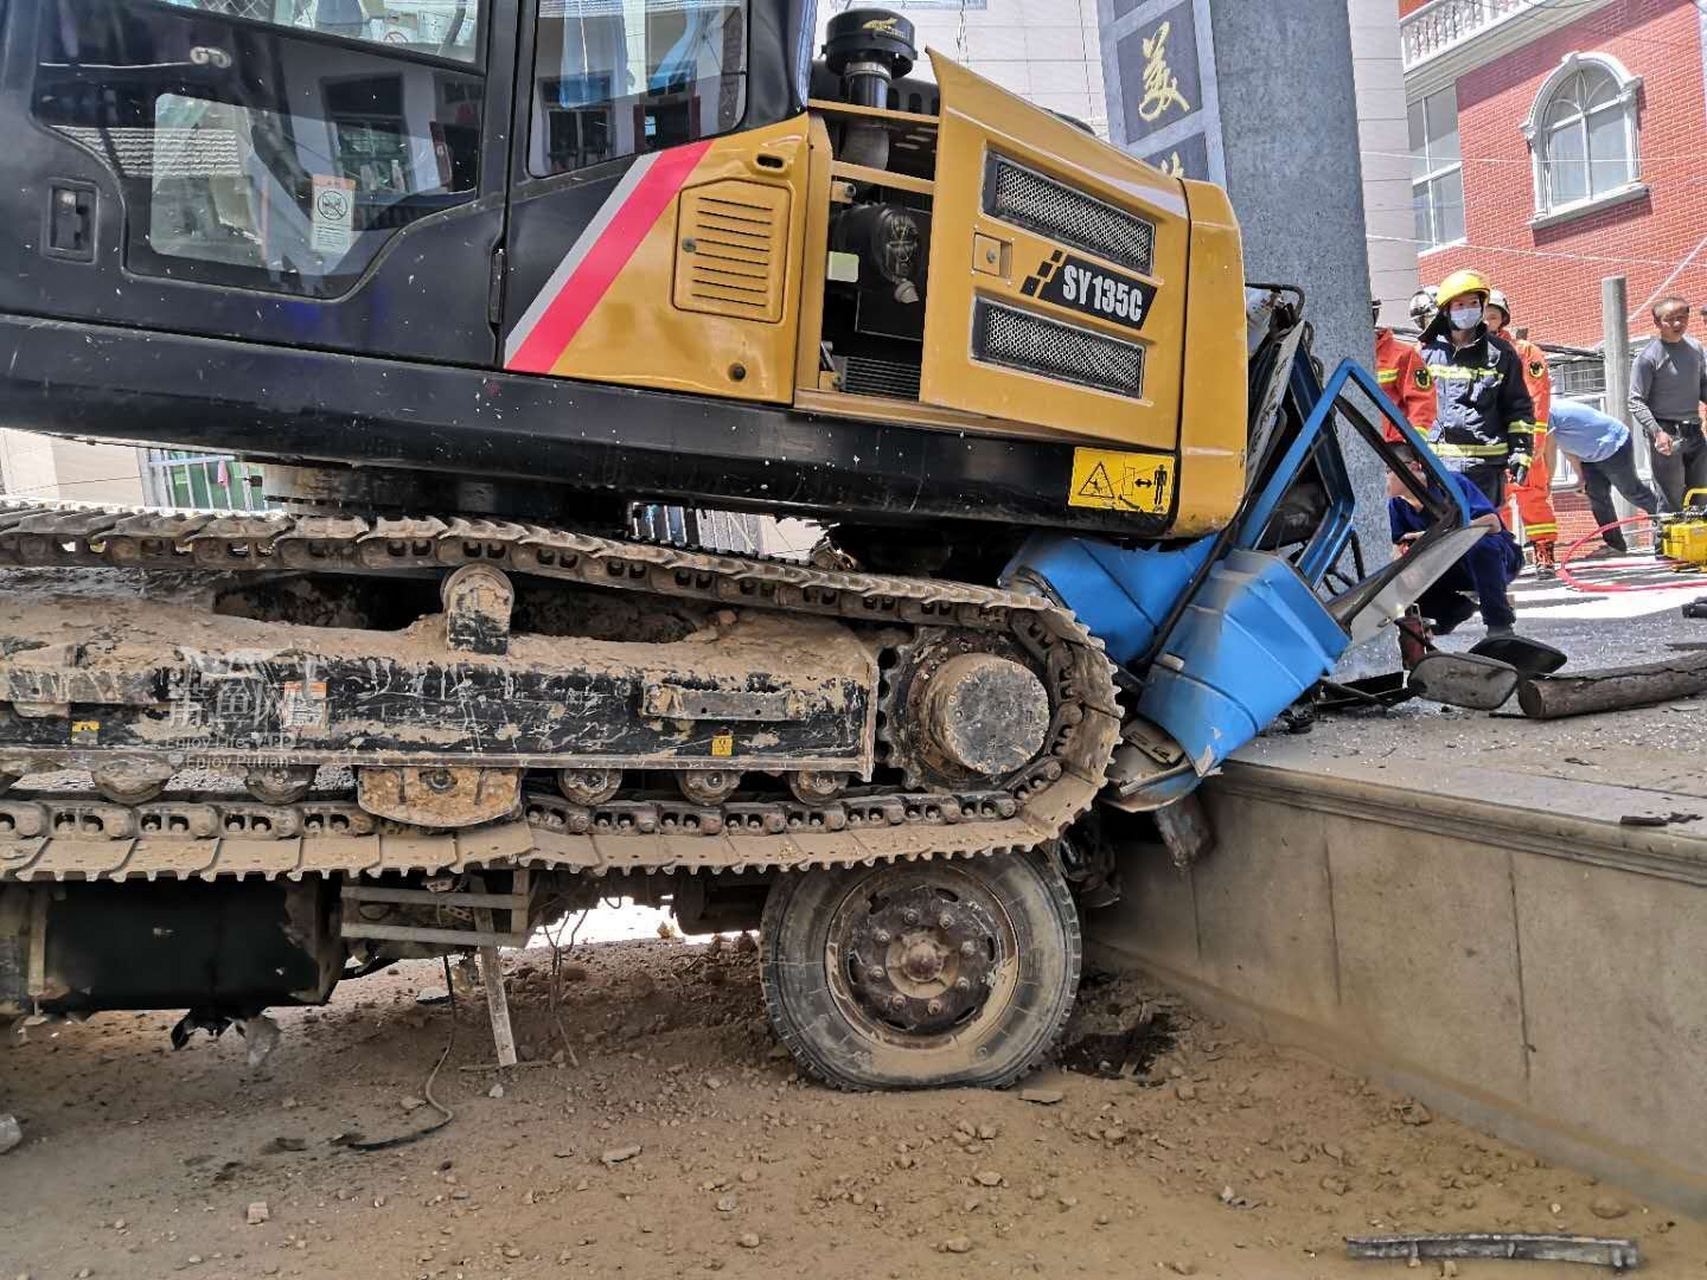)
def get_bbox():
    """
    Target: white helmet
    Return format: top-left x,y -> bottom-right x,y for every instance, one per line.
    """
1408,286 -> 1439,328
